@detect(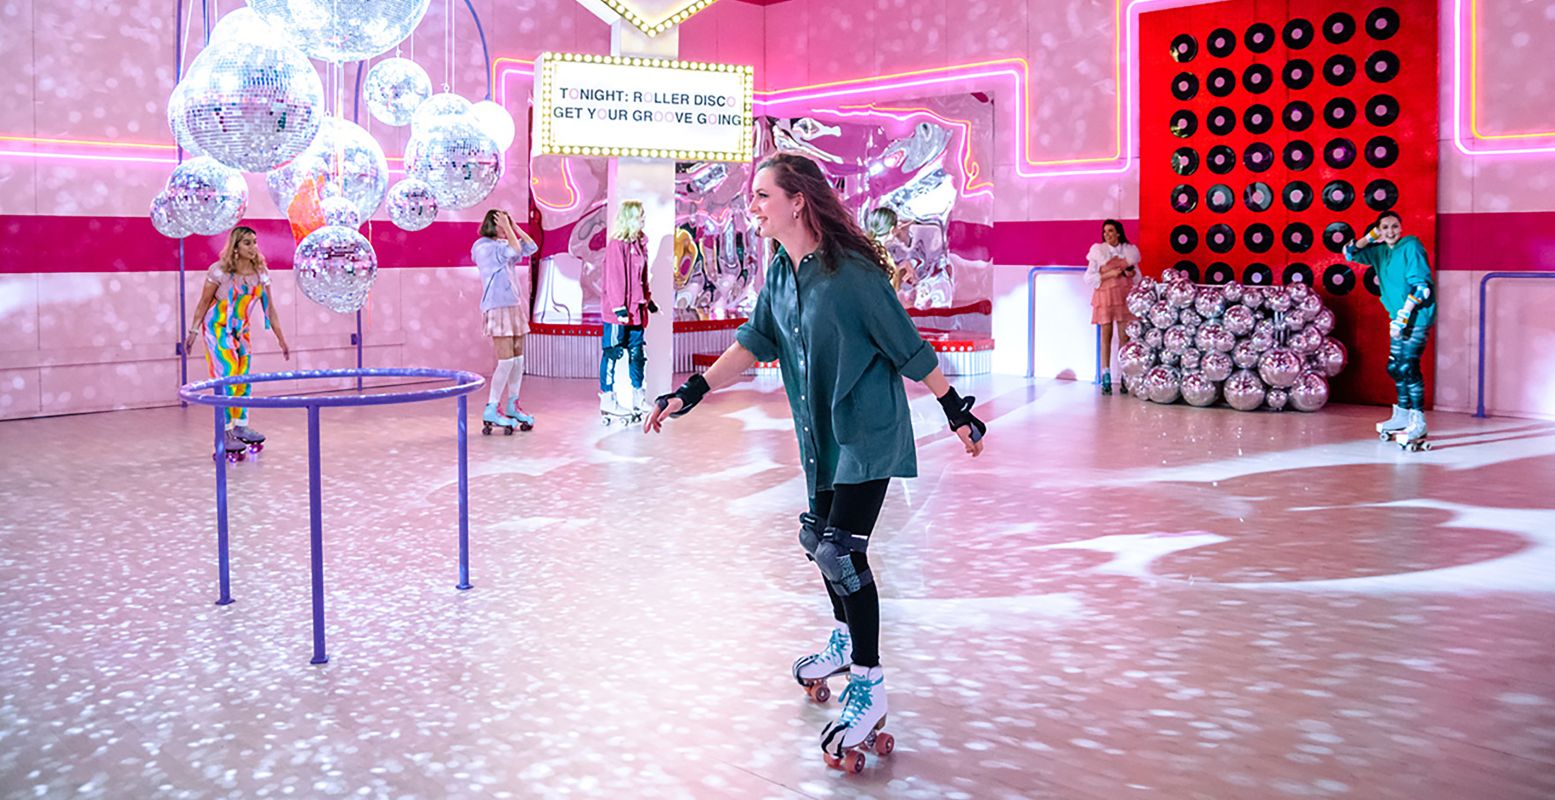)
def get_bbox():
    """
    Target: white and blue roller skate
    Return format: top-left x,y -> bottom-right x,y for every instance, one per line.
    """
792,625 -> 852,703
481,402 -> 519,436
501,397 -> 535,431
819,665 -> 894,773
